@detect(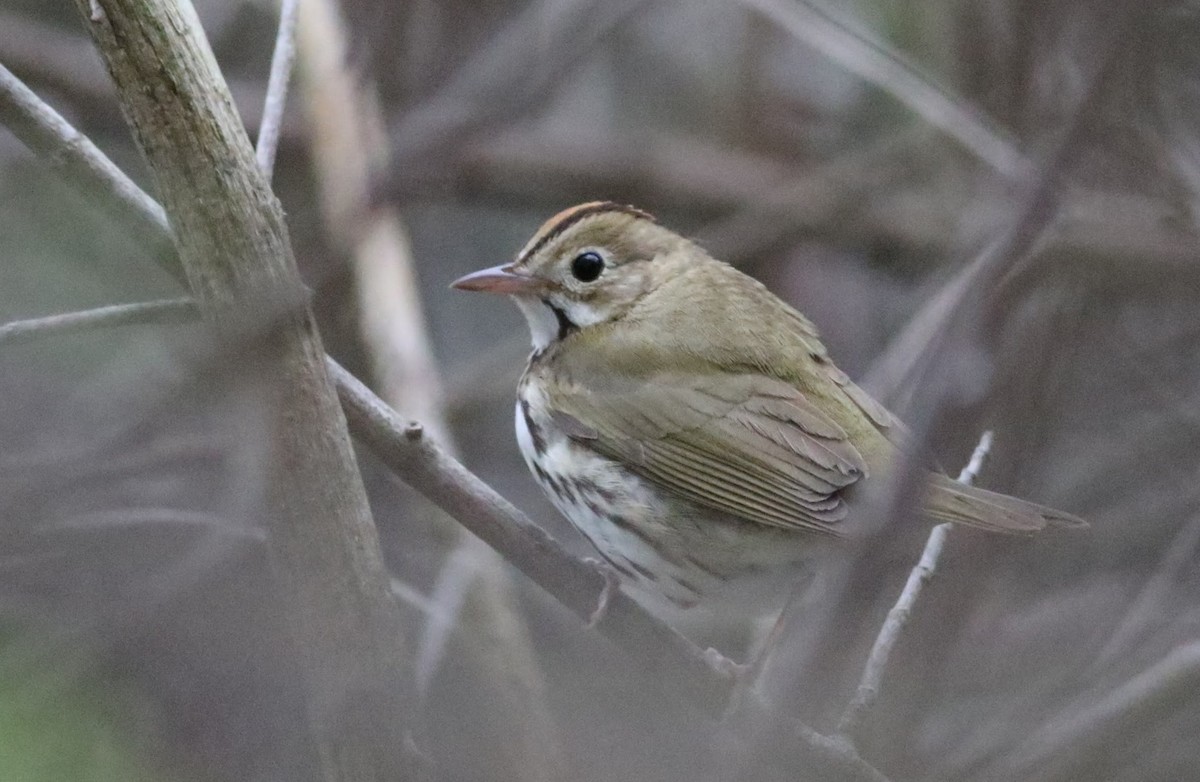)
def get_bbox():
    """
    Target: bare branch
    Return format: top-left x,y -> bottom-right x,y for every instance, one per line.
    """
837,432 -> 993,740
0,61 -> 180,283
693,128 -> 922,260
413,542 -> 477,694
255,0 -> 300,179
0,10 -> 281,136
330,356 -> 898,780
954,432 -> 995,486
69,2 -> 415,779
0,298 -> 197,346
297,0 -> 446,433
716,689 -> 892,782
